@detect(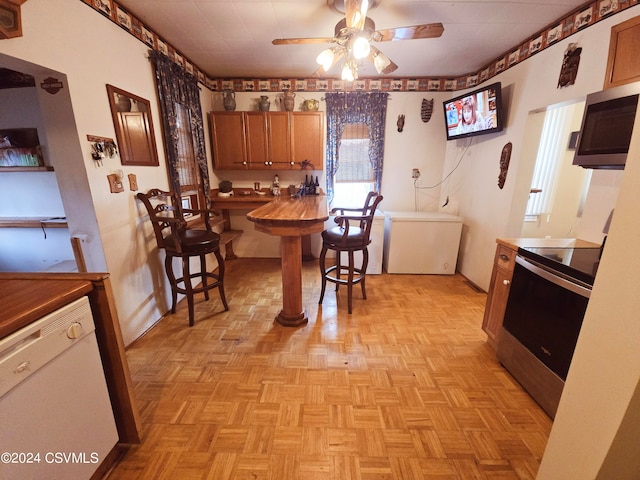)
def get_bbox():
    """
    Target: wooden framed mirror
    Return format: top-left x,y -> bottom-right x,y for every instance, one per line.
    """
106,84 -> 159,166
